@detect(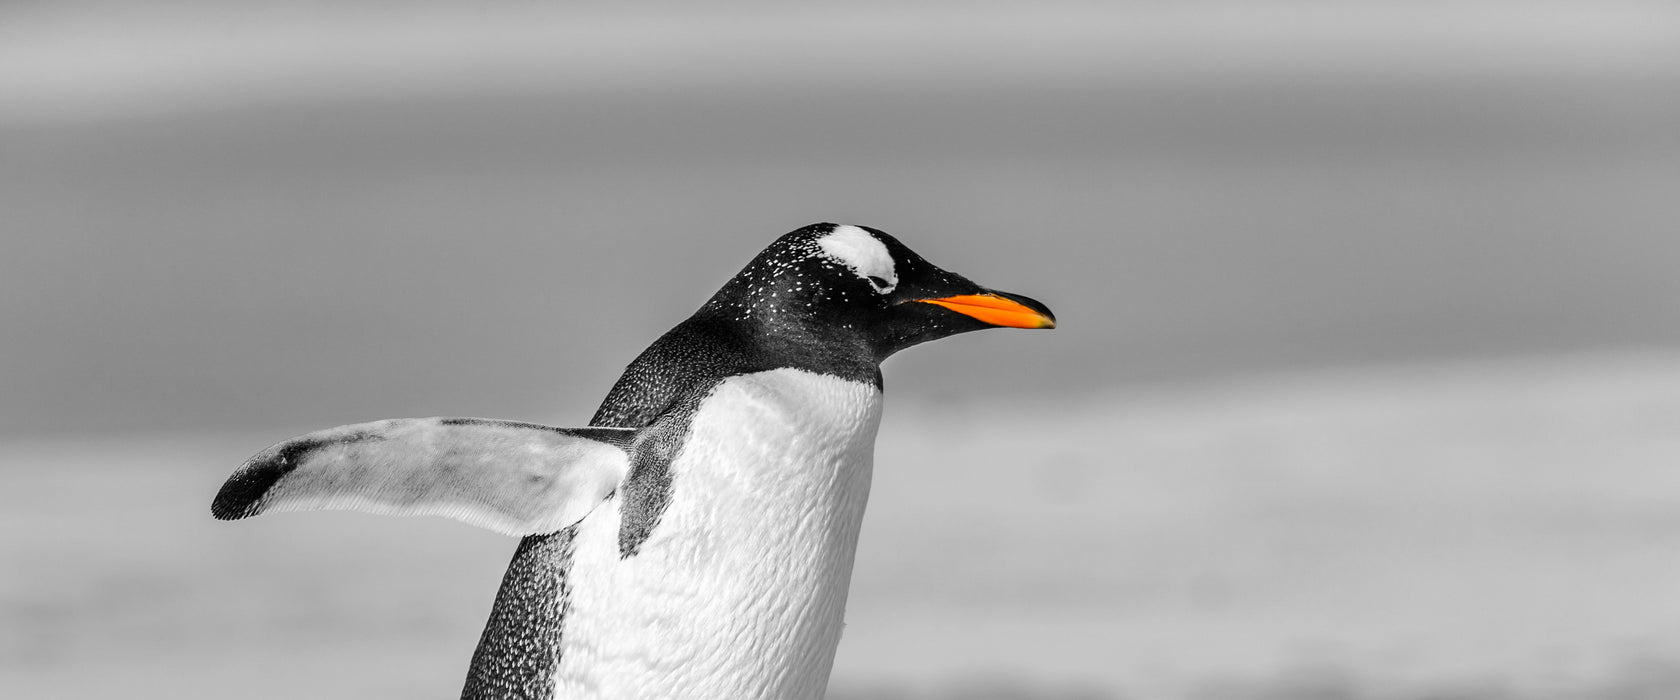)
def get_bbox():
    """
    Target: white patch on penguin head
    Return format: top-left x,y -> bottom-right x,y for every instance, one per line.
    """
816,224 -> 898,294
